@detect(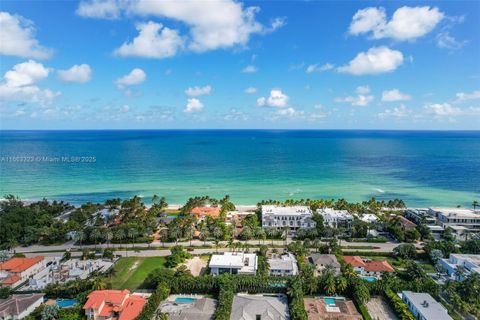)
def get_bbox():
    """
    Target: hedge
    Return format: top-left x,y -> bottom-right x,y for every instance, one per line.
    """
342,251 -> 394,257
135,282 -> 170,320
383,288 -> 415,320
355,300 -> 373,320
